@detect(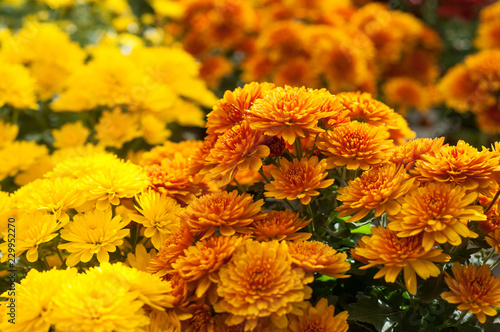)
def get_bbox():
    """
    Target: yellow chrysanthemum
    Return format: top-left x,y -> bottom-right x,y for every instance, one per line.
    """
0,268 -> 78,332
172,235 -> 245,298
288,298 -> 349,332
0,211 -> 61,263
0,191 -> 16,235
214,239 -> 313,331
51,121 -> 90,149
352,226 -> 450,294
130,189 -> 183,249
183,191 -> 264,240
441,263 -> 500,324
247,86 -> 336,144
250,209 -> 311,241
140,114 -> 172,145
46,150 -> 116,179
58,209 -> 130,266
316,121 -> 394,170
140,140 -> 203,167
411,140 -> 500,195
126,243 -> 157,272
146,310 -> 182,332
336,163 -> 415,222
206,82 -> 275,135
0,120 -> 18,148
0,62 -> 38,109
388,182 -> 484,251
264,156 -> 334,205
95,108 -> 141,149
0,141 -> 48,181
288,240 -> 350,278
78,159 -> 149,210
